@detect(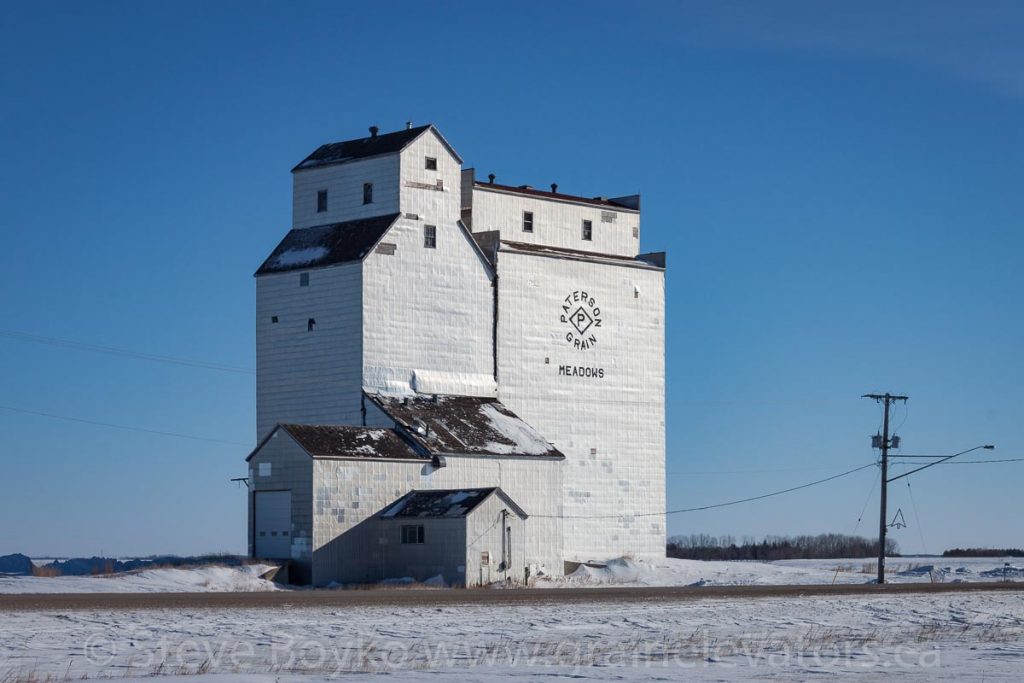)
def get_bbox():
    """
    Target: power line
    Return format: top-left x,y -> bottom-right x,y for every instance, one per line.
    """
664,463 -> 877,515
891,458 -> 1022,466
851,467 -> 879,536
534,462 -> 877,519
0,404 -> 252,447
905,477 -> 928,555
0,329 -> 254,375
666,463 -> 865,476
